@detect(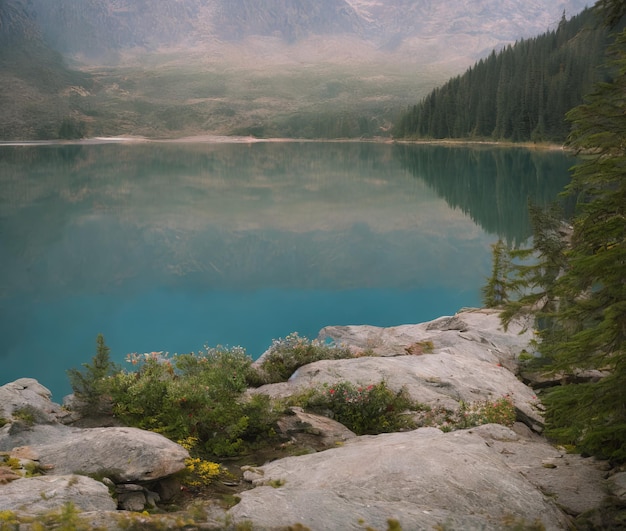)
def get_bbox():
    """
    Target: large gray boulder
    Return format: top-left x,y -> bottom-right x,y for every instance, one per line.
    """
0,378 -> 65,424
231,425 -> 572,530
0,424 -> 189,483
0,475 -> 117,513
